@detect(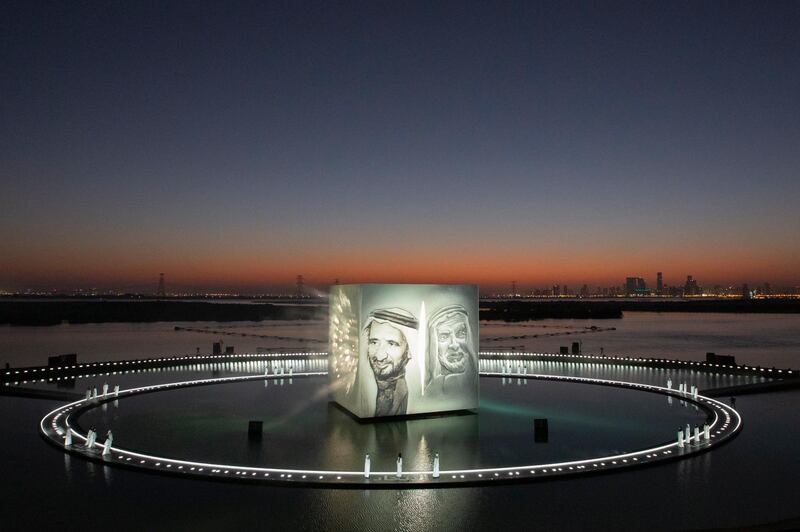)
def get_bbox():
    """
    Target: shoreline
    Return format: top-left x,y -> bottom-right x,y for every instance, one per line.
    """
2,299 -> 800,326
